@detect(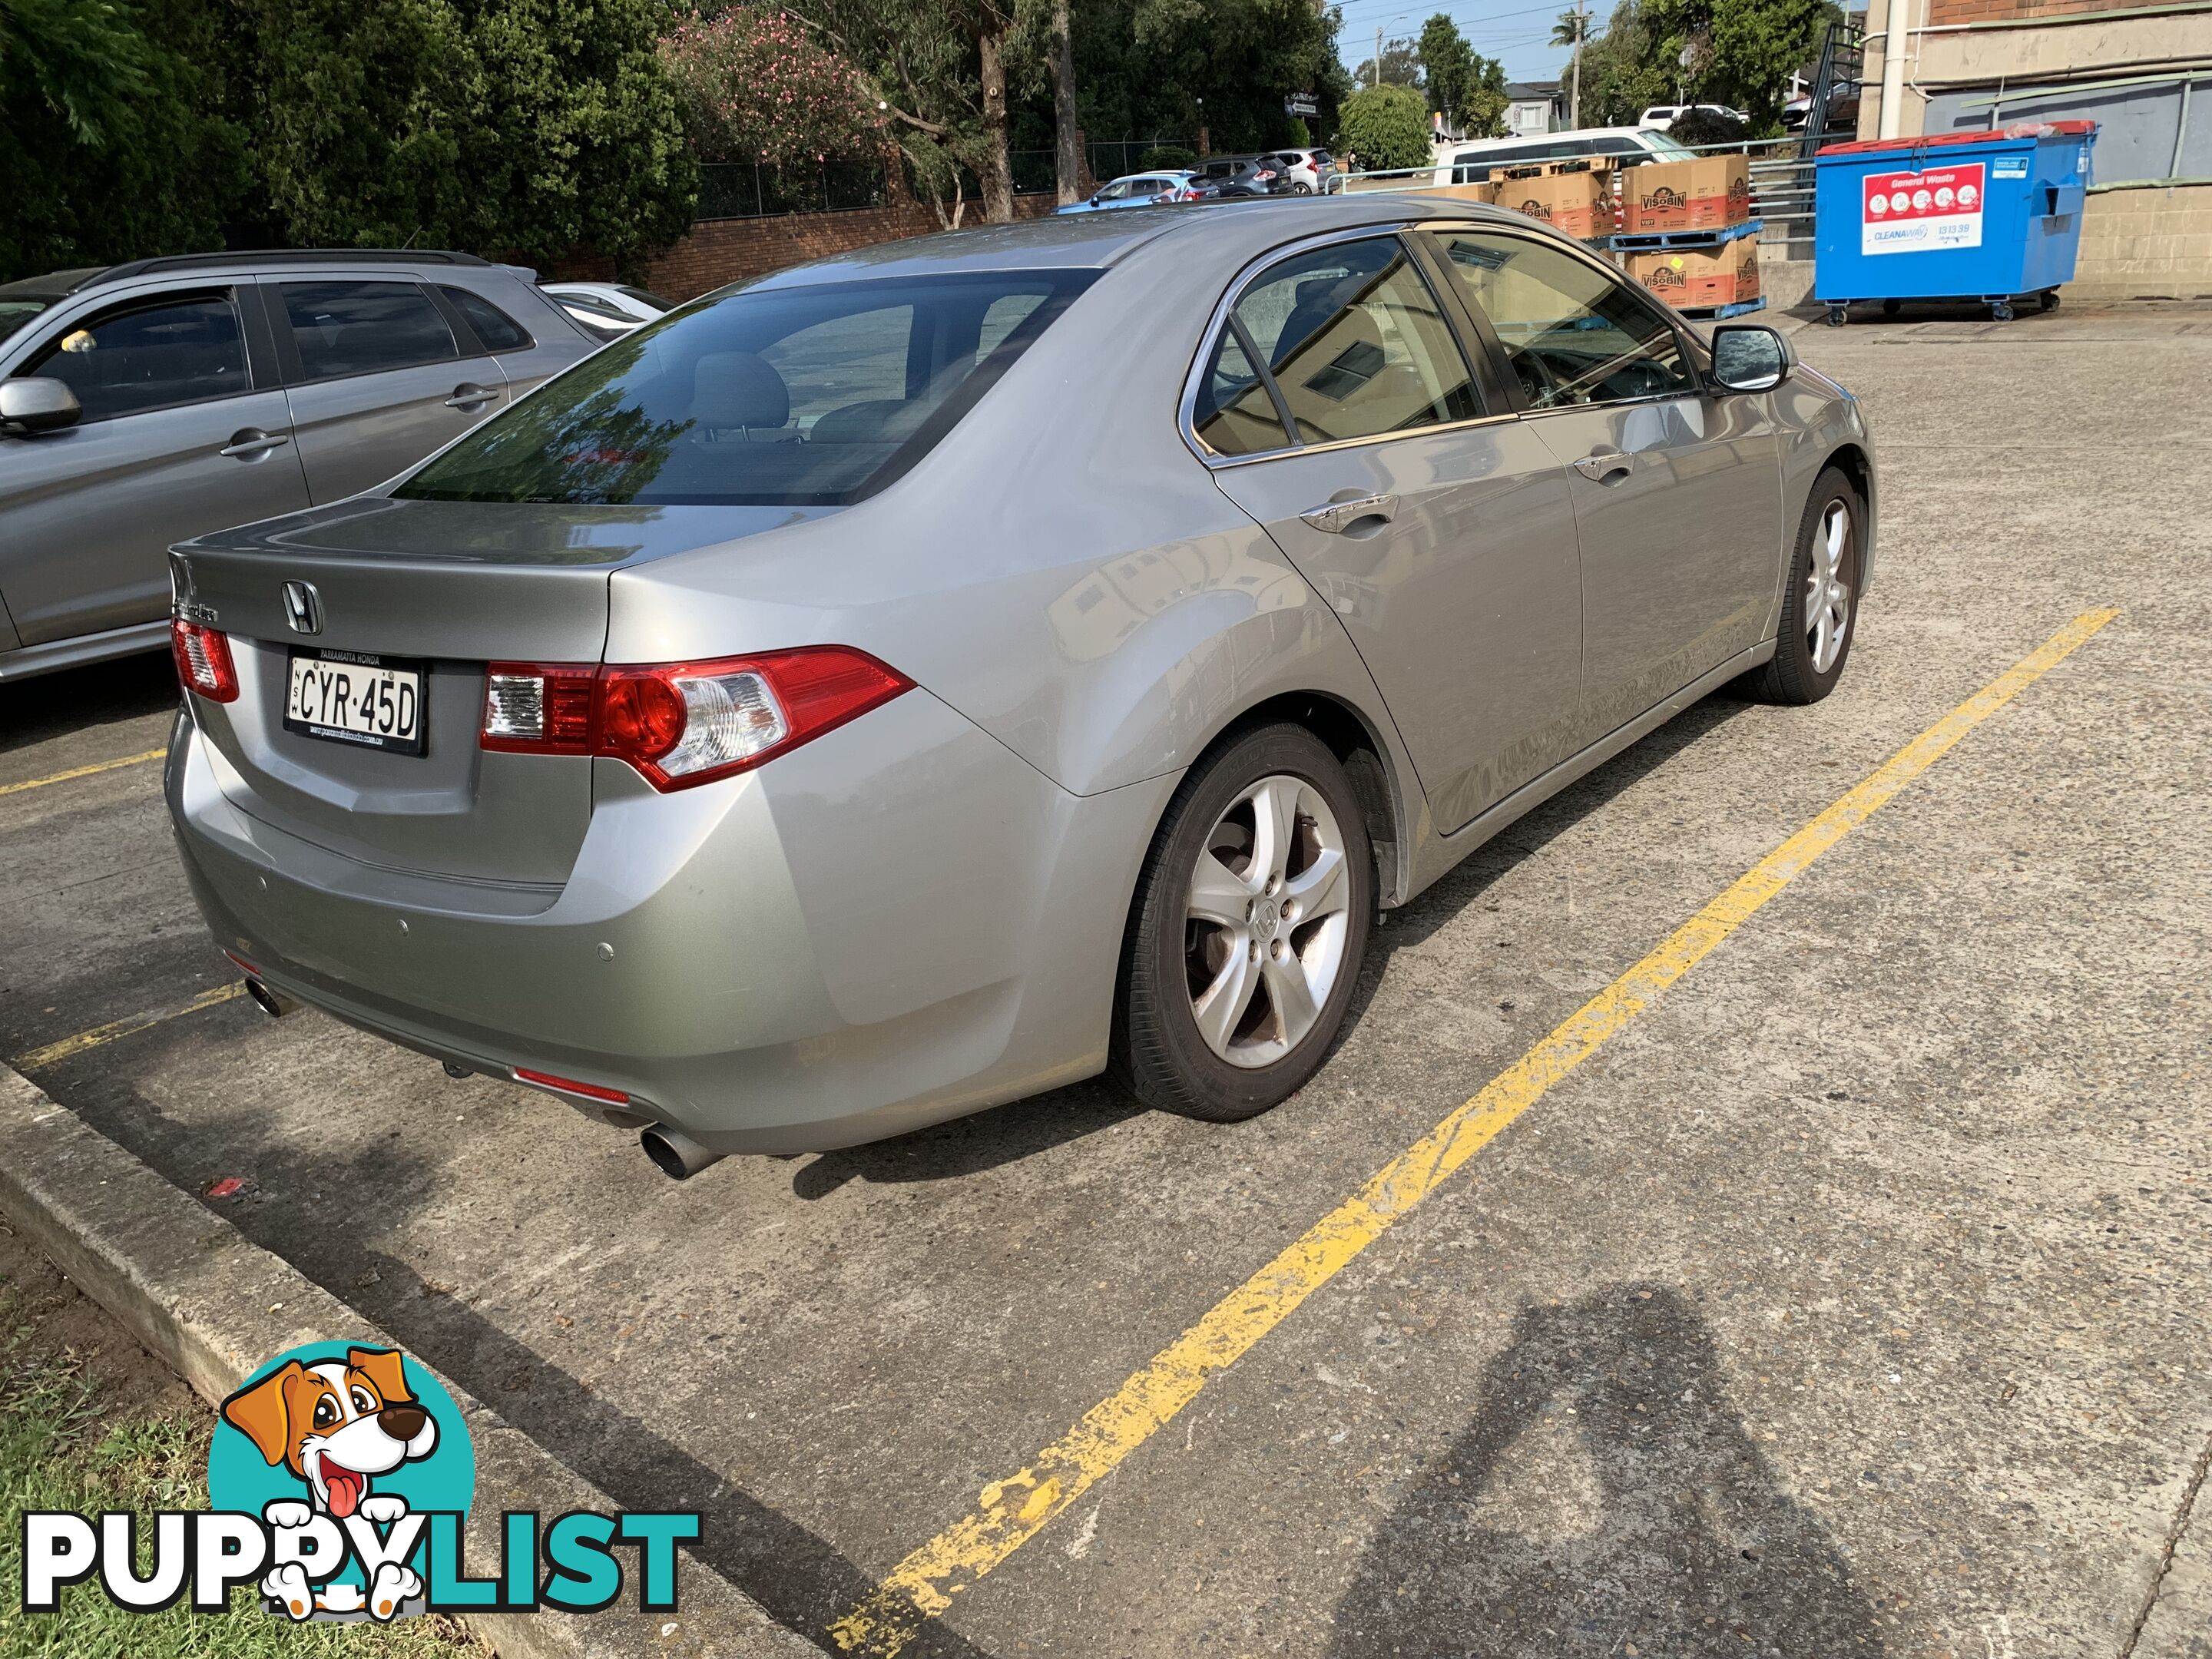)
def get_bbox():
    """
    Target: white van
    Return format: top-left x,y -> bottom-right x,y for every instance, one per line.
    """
1433,126 -> 1696,186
